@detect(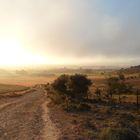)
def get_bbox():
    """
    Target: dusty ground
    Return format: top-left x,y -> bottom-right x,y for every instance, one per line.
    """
49,102 -> 140,140
0,86 -> 60,140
